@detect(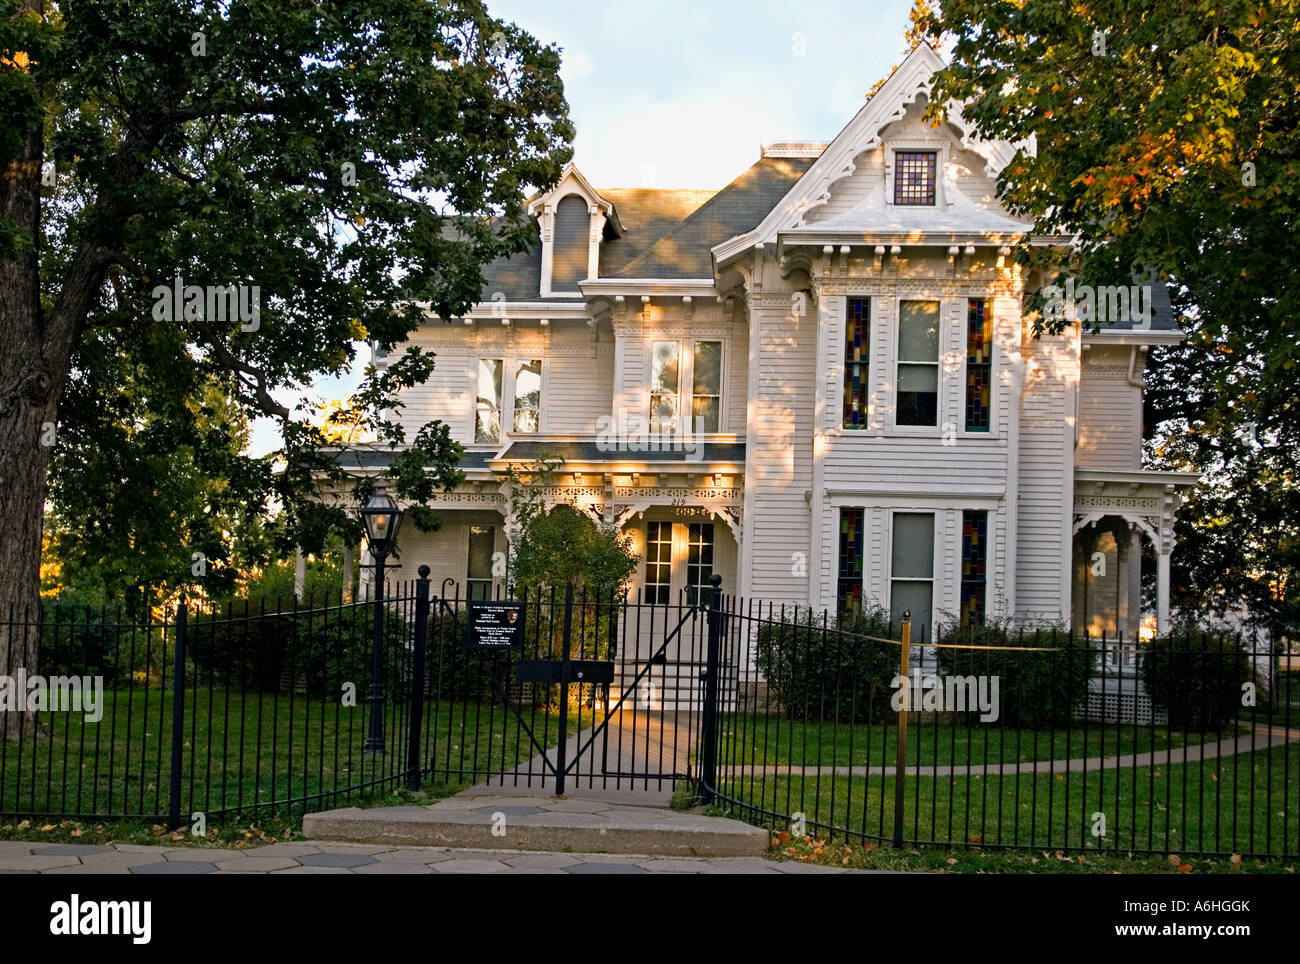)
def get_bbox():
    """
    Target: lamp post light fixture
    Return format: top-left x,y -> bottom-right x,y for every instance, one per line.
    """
360,492 -> 404,754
